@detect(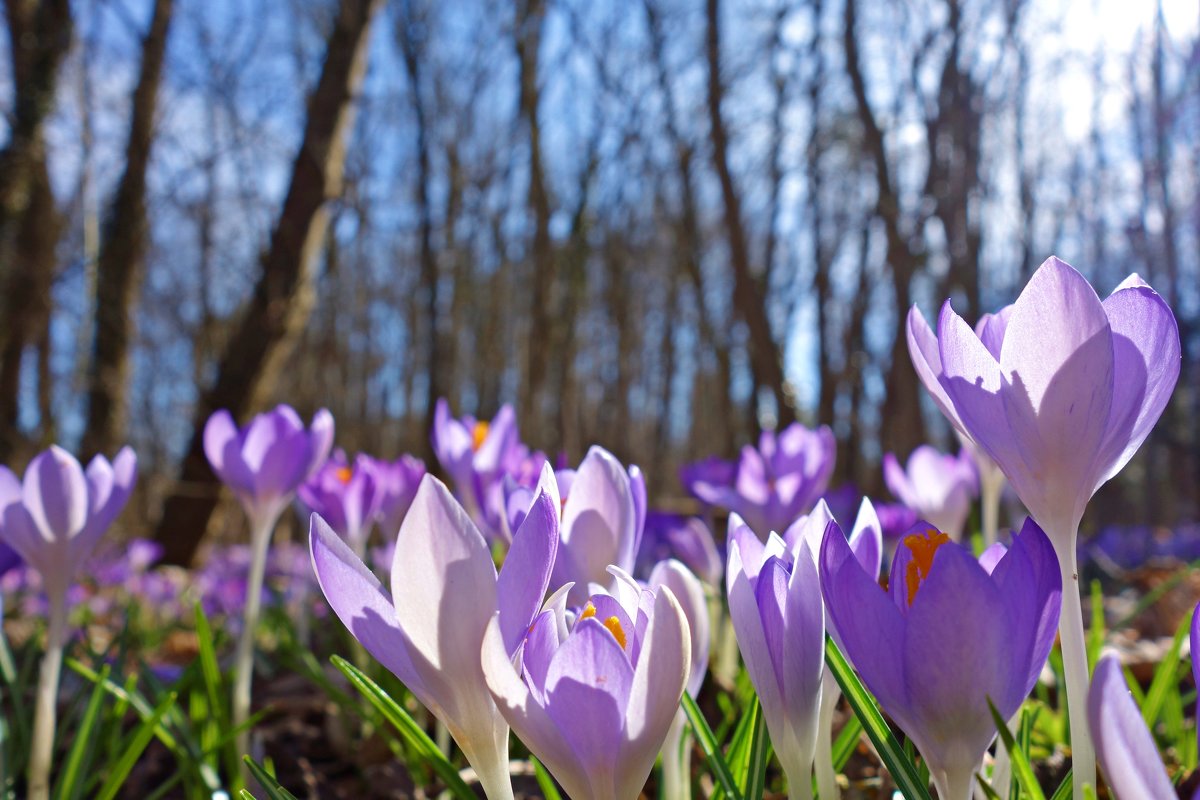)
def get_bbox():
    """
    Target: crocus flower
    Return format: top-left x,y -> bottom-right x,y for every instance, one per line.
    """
635,512 -> 722,587
727,518 -> 826,799
907,256 -> 1180,794
0,445 -> 136,800
1088,654 -> 1174,799
298,451 -> 380,556
204,404 -> 333,763
821,517 -> 1061,800
683,422 -> 836,539
0,540 -> 17,578
481,572 -> 691,800
312,469 -> 561,800
432,398 -> 527,537
368,453 -> 426,537
883,446 -> 978,540
204,405 -> 334,526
